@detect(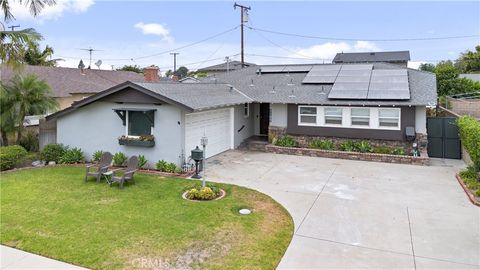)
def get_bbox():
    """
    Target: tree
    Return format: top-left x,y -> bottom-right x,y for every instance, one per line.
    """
116,65 -> 143,74
456,46 -> 480,73
174,66 -> 189,79
419,63 -> 435,72
165,69 -> 173,78
434,61 -> 480,96
1,74 -> 58,143
2,0 -> 56,22
0,27 -> 43,68
24,43 -> 57,66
